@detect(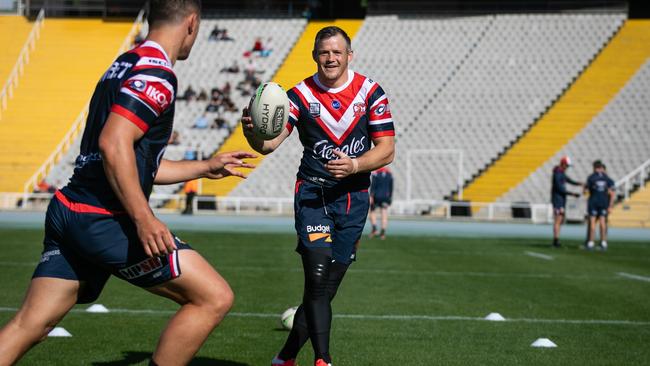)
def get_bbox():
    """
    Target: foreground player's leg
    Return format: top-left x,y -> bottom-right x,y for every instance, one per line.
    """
147,250 -> 234,366
0,277 -> 80,365
276,259 -> 348,364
